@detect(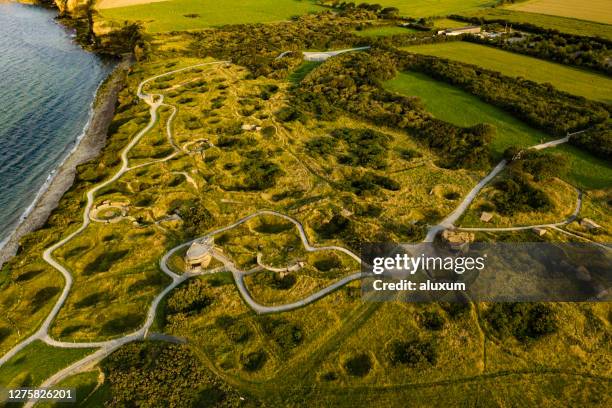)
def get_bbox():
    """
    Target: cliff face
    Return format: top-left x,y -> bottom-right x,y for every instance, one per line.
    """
54,0 -> 90,18
27,0 -> 143,56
